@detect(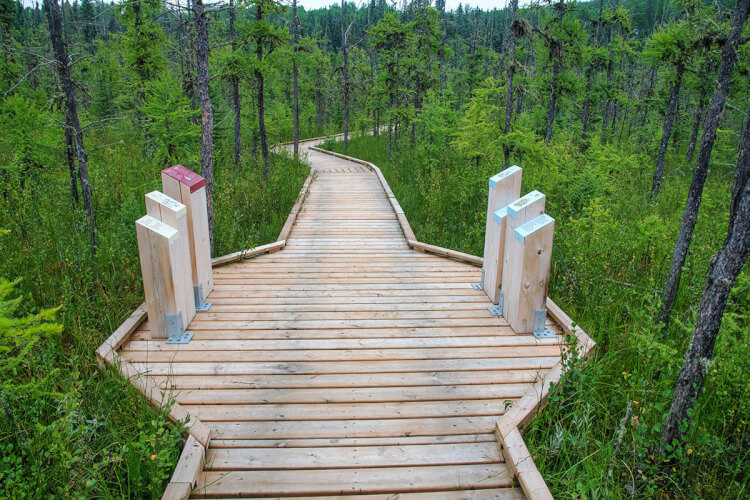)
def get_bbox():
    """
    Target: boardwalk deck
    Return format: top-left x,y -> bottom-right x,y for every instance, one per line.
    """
106,139 -> 592,499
